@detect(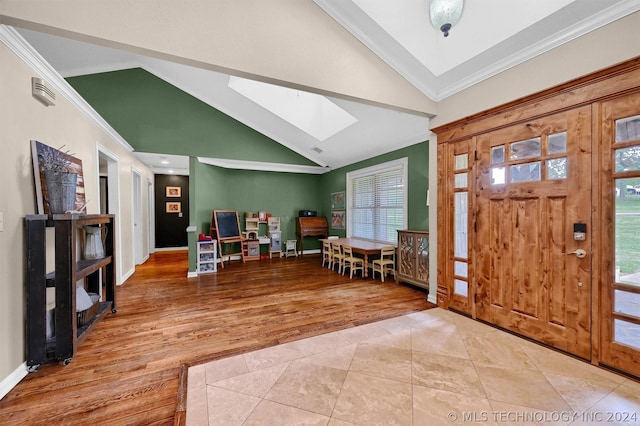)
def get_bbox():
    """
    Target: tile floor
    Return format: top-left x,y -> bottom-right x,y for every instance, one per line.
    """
186,308 -> 640,425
